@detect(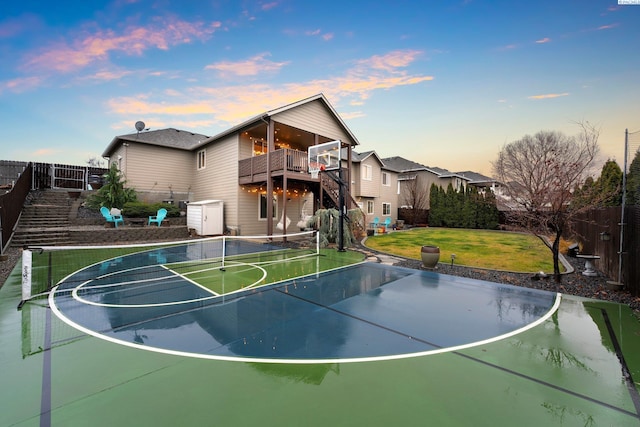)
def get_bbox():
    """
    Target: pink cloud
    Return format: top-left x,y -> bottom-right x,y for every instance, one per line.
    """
355,49 -> 423,72
205,53 -> 290,77
528,93 -> 569,100
0,76 -> 43,94
261,2 -> 279,11
33,148 -> 59,157
20,17 -> 222,74
106,49 -> 433,125
597,23 -> 619,30
535,37 -> 551,44
0,14 -> 42,38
